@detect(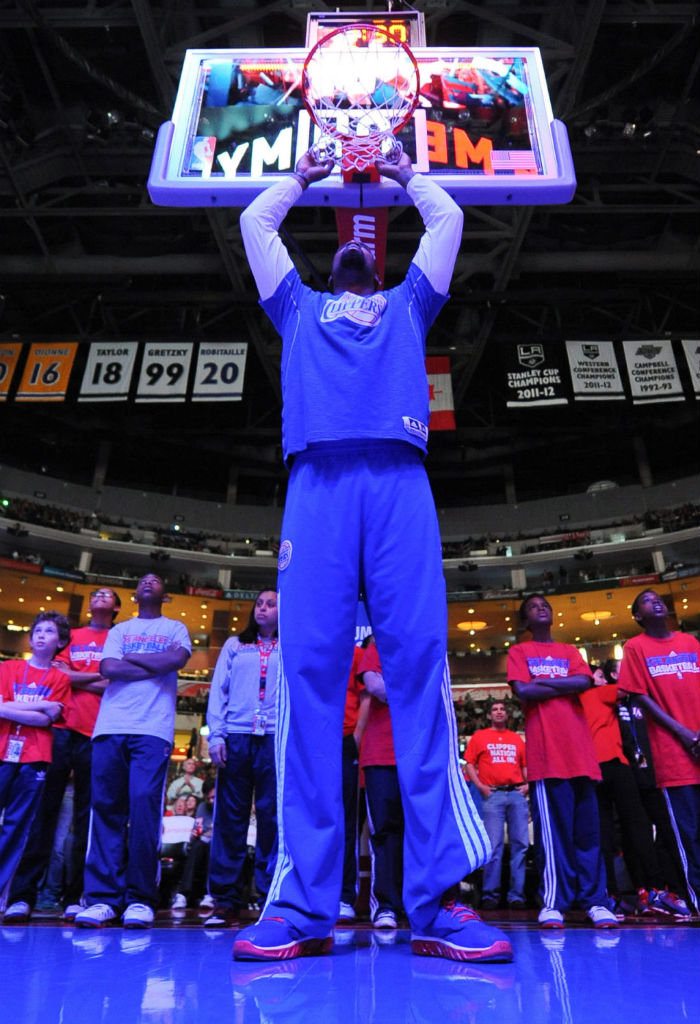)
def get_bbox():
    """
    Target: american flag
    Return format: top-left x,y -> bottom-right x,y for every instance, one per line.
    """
491,149 -> 538,172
